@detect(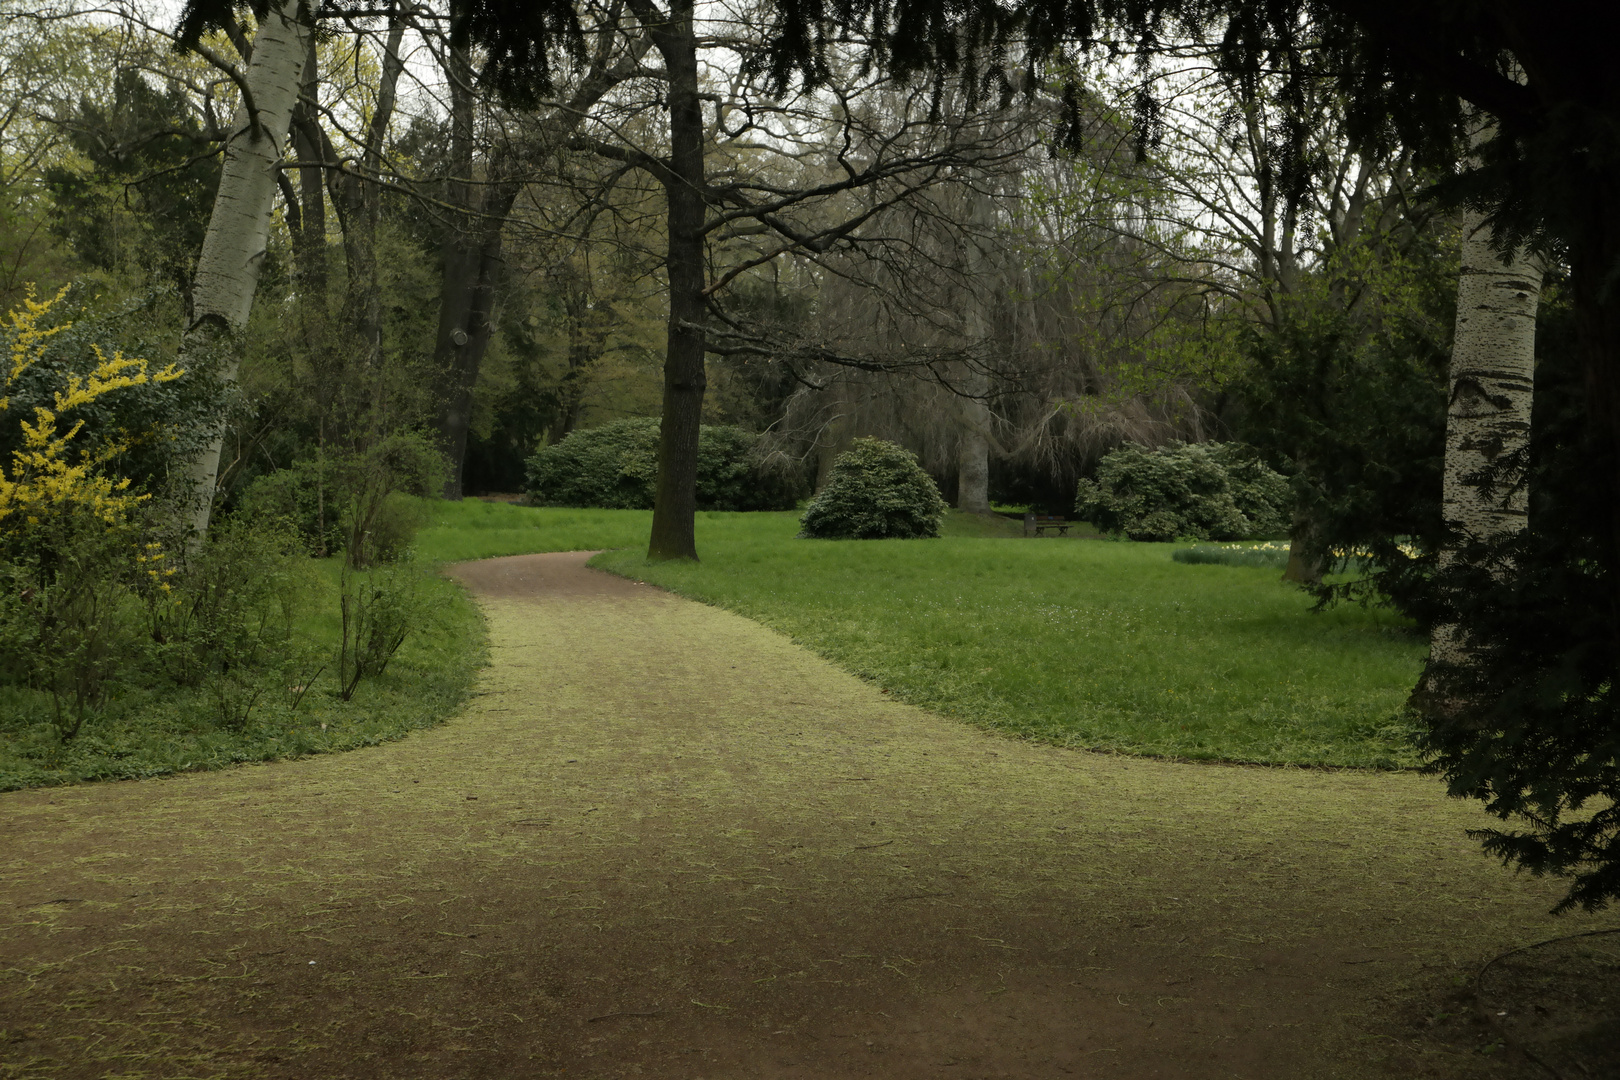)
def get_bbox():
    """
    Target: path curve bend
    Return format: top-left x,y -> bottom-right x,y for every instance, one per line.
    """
0,552 -> 1591,1079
